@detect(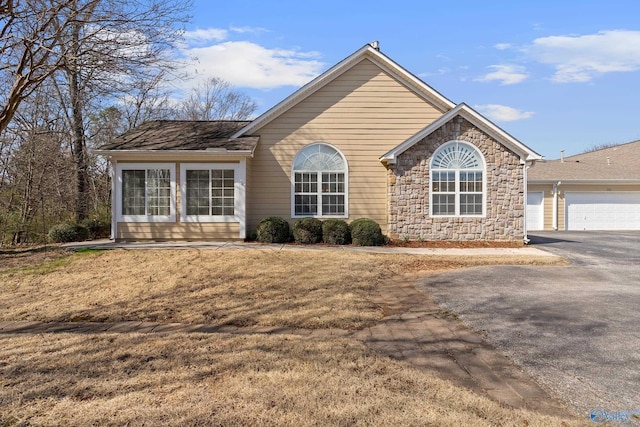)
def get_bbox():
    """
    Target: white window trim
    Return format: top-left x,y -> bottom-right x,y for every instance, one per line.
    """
116,162 -> 176,223
180,162 -> 246,227
429,141 -> 486,218
291,143 -> 349,219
